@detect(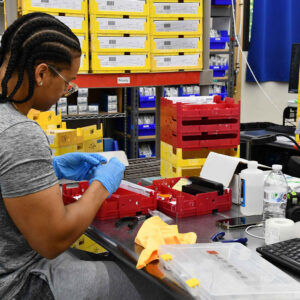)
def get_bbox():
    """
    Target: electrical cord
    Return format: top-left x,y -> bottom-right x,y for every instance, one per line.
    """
245,224 -> 265,239
274,134 -> 300,151
230,0 -> 296,127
